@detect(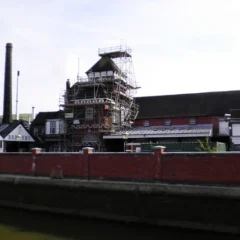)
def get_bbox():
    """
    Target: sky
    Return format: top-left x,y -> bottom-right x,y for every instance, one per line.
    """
0,0 -> 240,115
